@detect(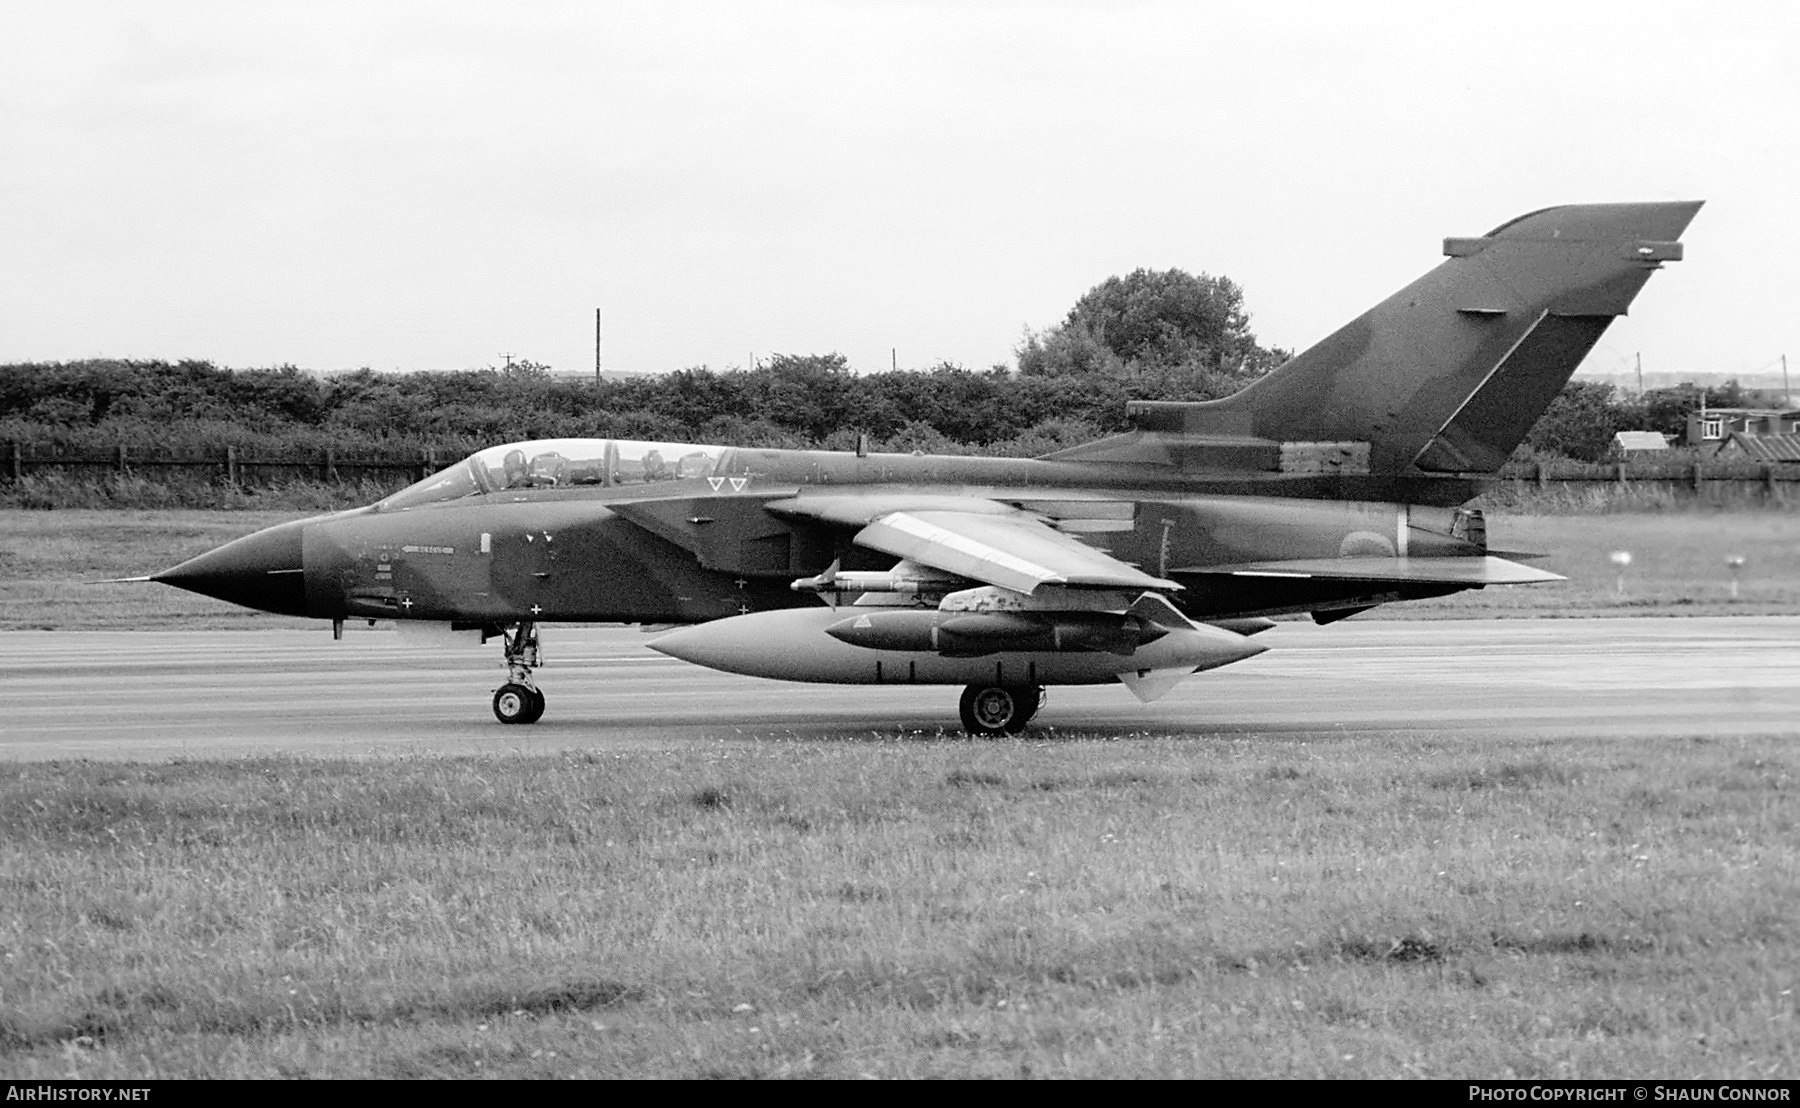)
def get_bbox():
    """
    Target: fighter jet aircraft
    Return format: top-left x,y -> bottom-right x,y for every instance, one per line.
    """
152,201 -> 1700,733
